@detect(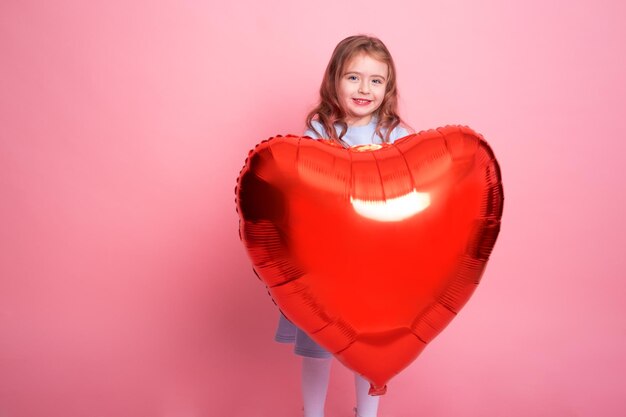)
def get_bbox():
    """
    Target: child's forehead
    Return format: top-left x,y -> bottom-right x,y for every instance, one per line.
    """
342,52 -> 389,74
